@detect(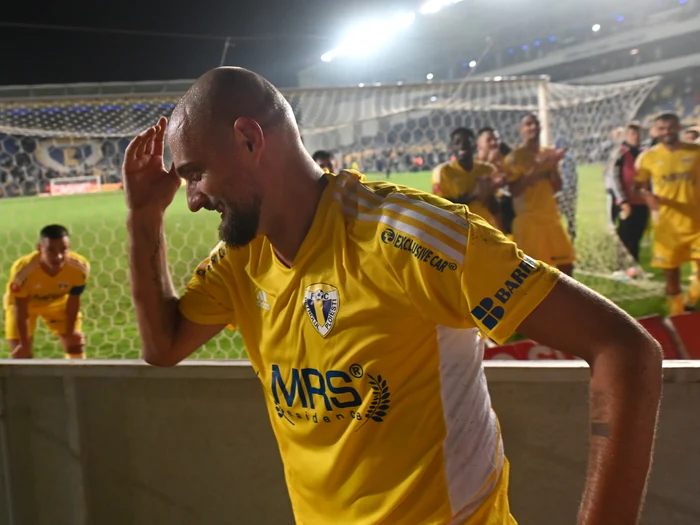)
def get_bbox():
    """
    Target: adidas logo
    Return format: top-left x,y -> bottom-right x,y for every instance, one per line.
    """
256,289 -> 271,311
